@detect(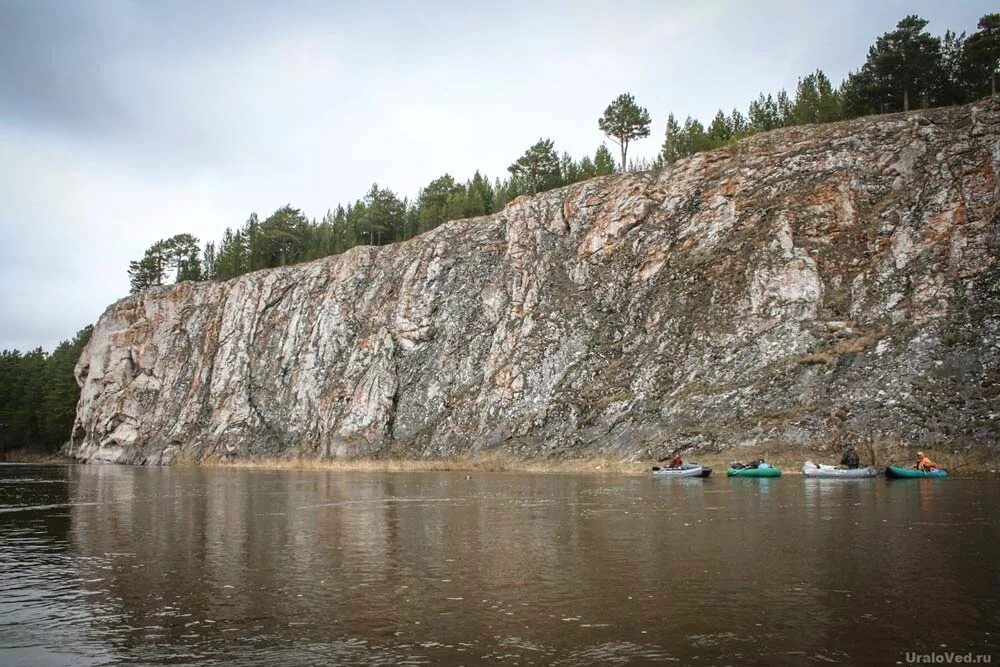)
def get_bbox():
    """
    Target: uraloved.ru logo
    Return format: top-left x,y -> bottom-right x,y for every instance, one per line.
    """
904,652 -> 992,664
